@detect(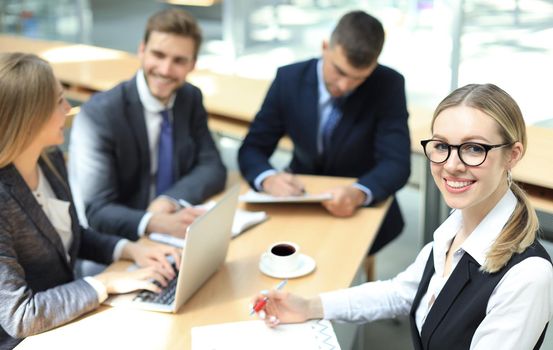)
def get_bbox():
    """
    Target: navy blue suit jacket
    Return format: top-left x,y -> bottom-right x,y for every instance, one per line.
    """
70,76 -> 227,239
238,59 -> 411,252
